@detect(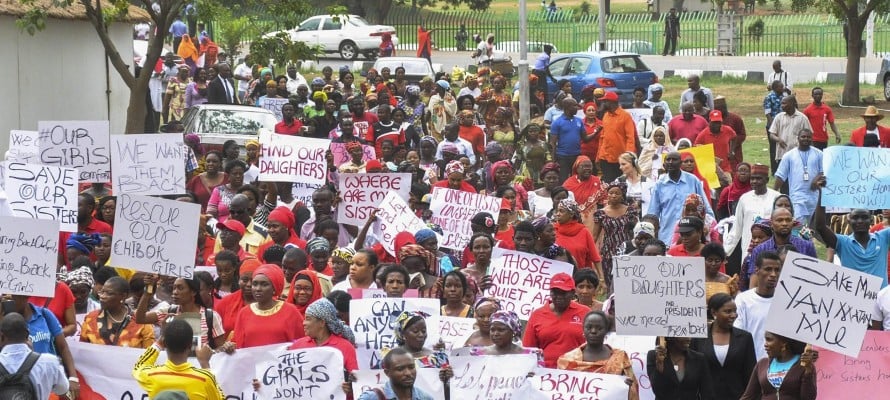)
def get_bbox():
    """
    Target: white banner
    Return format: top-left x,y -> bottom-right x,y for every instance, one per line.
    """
605,334 -> 656,400
765,251 -> 881,357
338,173 -> 411,226
449,354 -> 538,399
353,368 -> 445,400
261,97 -> 291,121
350,297 -> 440,370
531,368 -> 630,400
37,120 -> 111,182
486,248 -> 574,320
110,194 -> 200,278
0,216 -> 59,297
438,316 -> 476,350
5,162 -> 78,232
7,130 -> 39,163
429,187 -> 501,250
626,108 -> 653,124
110,134 -> 186,196
255,347 -> 347,400
258,132 -> 329,184
373,191 -> 439,256
613,256 -> 707,337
